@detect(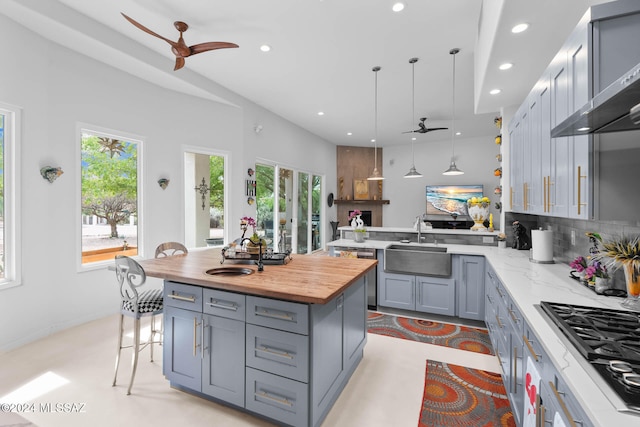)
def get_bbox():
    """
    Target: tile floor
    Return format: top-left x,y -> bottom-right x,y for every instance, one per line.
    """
0,312 -> 499,427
